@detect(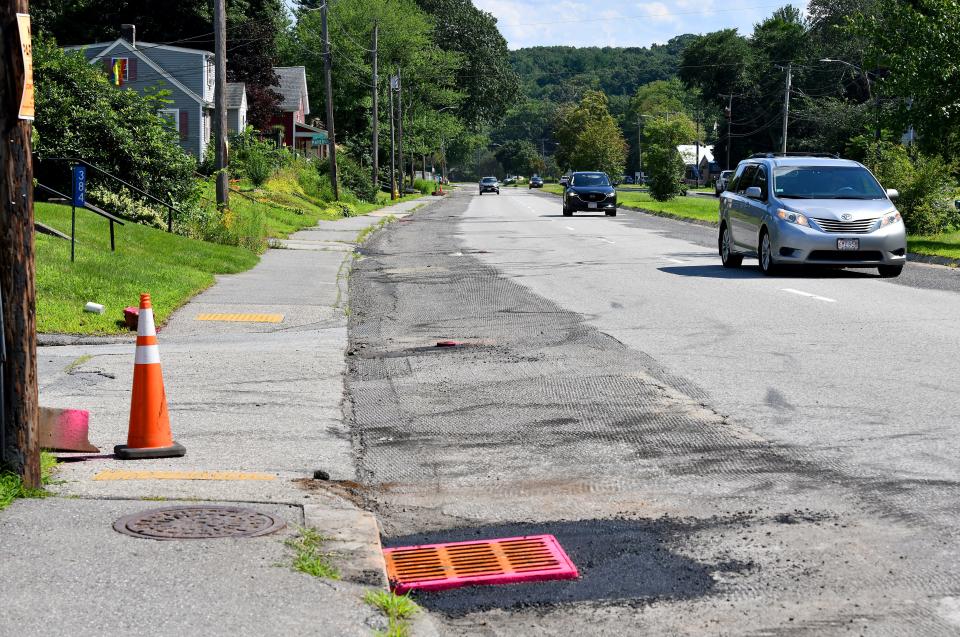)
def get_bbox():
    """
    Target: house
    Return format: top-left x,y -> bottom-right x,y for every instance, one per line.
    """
65,24 -> 248,158
268,66 -> 328,157
677,144 -> 719,185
